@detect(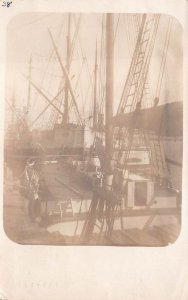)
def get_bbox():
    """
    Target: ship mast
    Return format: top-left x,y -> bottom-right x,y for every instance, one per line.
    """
11,94 -> 15,125
105,14 -> 114,173
93,41 -> 98,130
63,14 -> 71,125
27,55 -> 32,111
